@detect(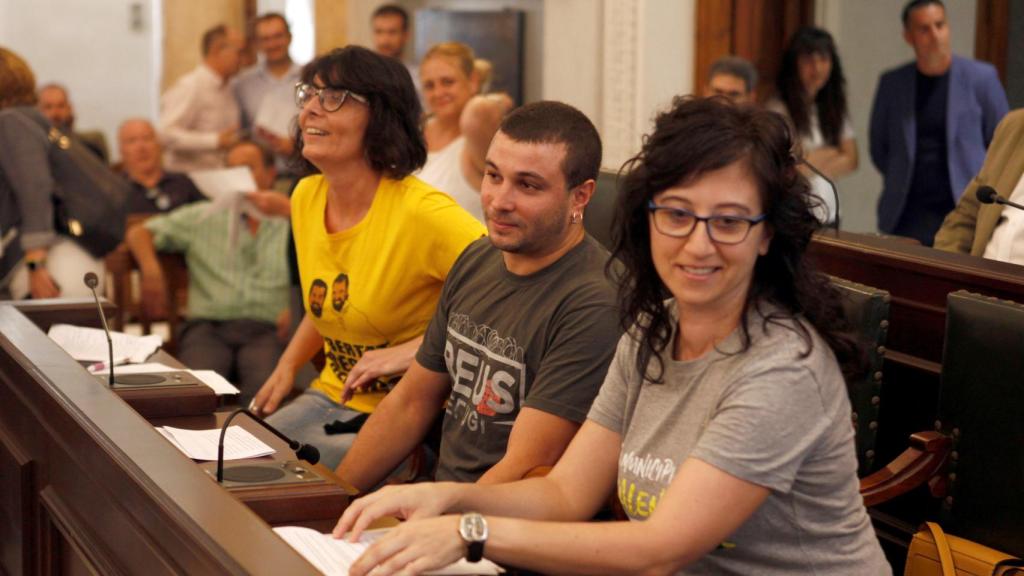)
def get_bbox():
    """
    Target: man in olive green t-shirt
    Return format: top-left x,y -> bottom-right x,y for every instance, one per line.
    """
337,101 -> 622,489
